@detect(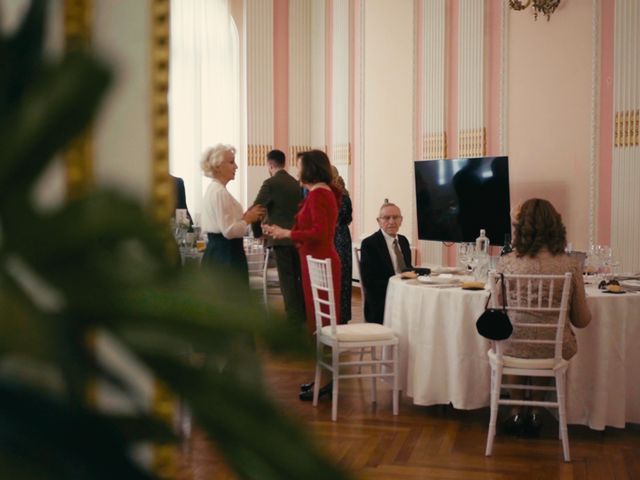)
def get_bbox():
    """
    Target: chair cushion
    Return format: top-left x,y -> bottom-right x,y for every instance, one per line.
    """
265,267 -> 279,283
321,323 -> 395,342
488,350 -> 566,369
249,276 -> 263,290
